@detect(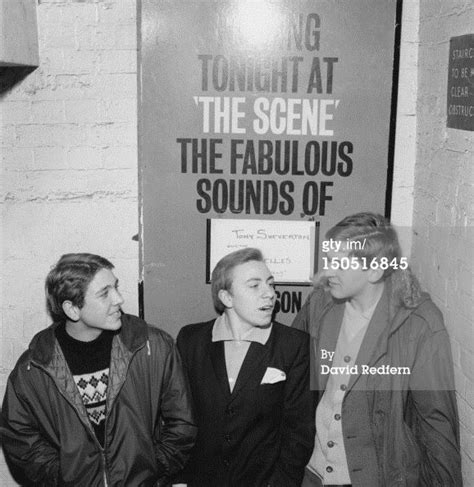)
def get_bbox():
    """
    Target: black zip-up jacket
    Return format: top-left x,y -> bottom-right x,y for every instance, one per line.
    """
1,314 -> 197,486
